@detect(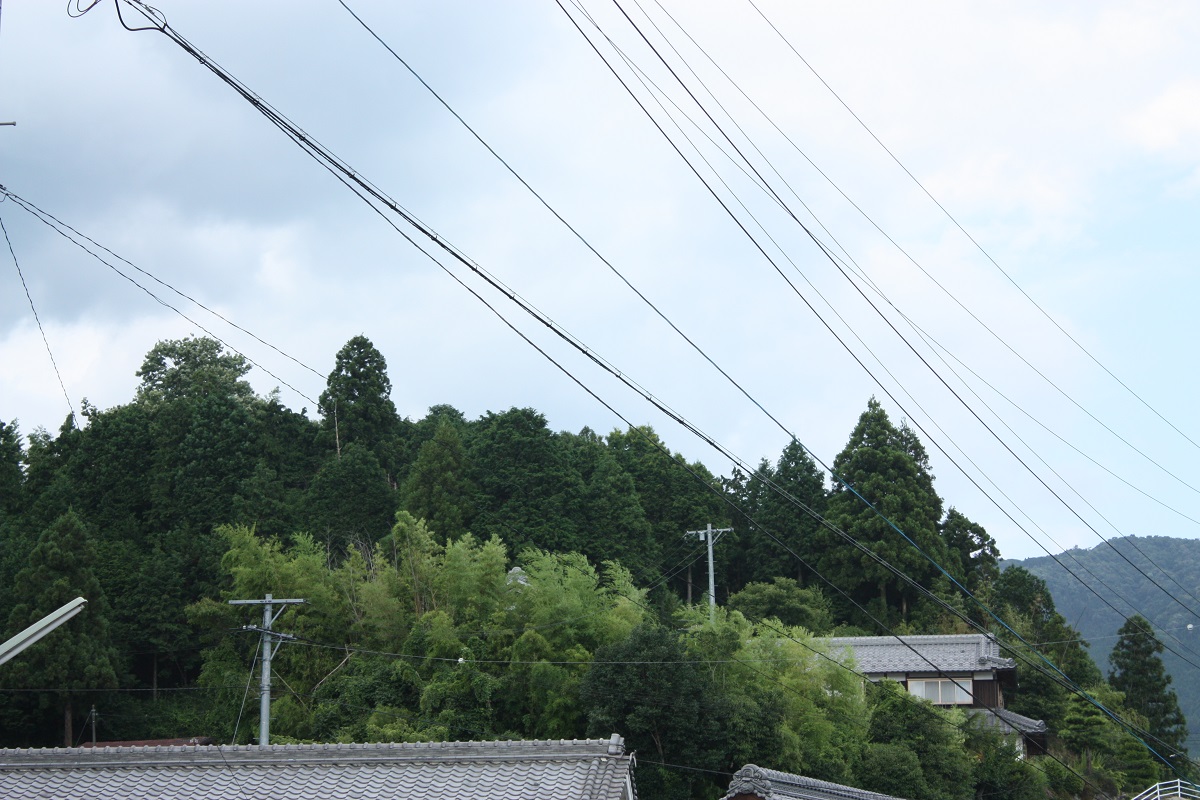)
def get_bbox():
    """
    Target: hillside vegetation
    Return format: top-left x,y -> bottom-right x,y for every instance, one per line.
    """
1007,537 -> 1200,757
0,335 -> 1186,799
